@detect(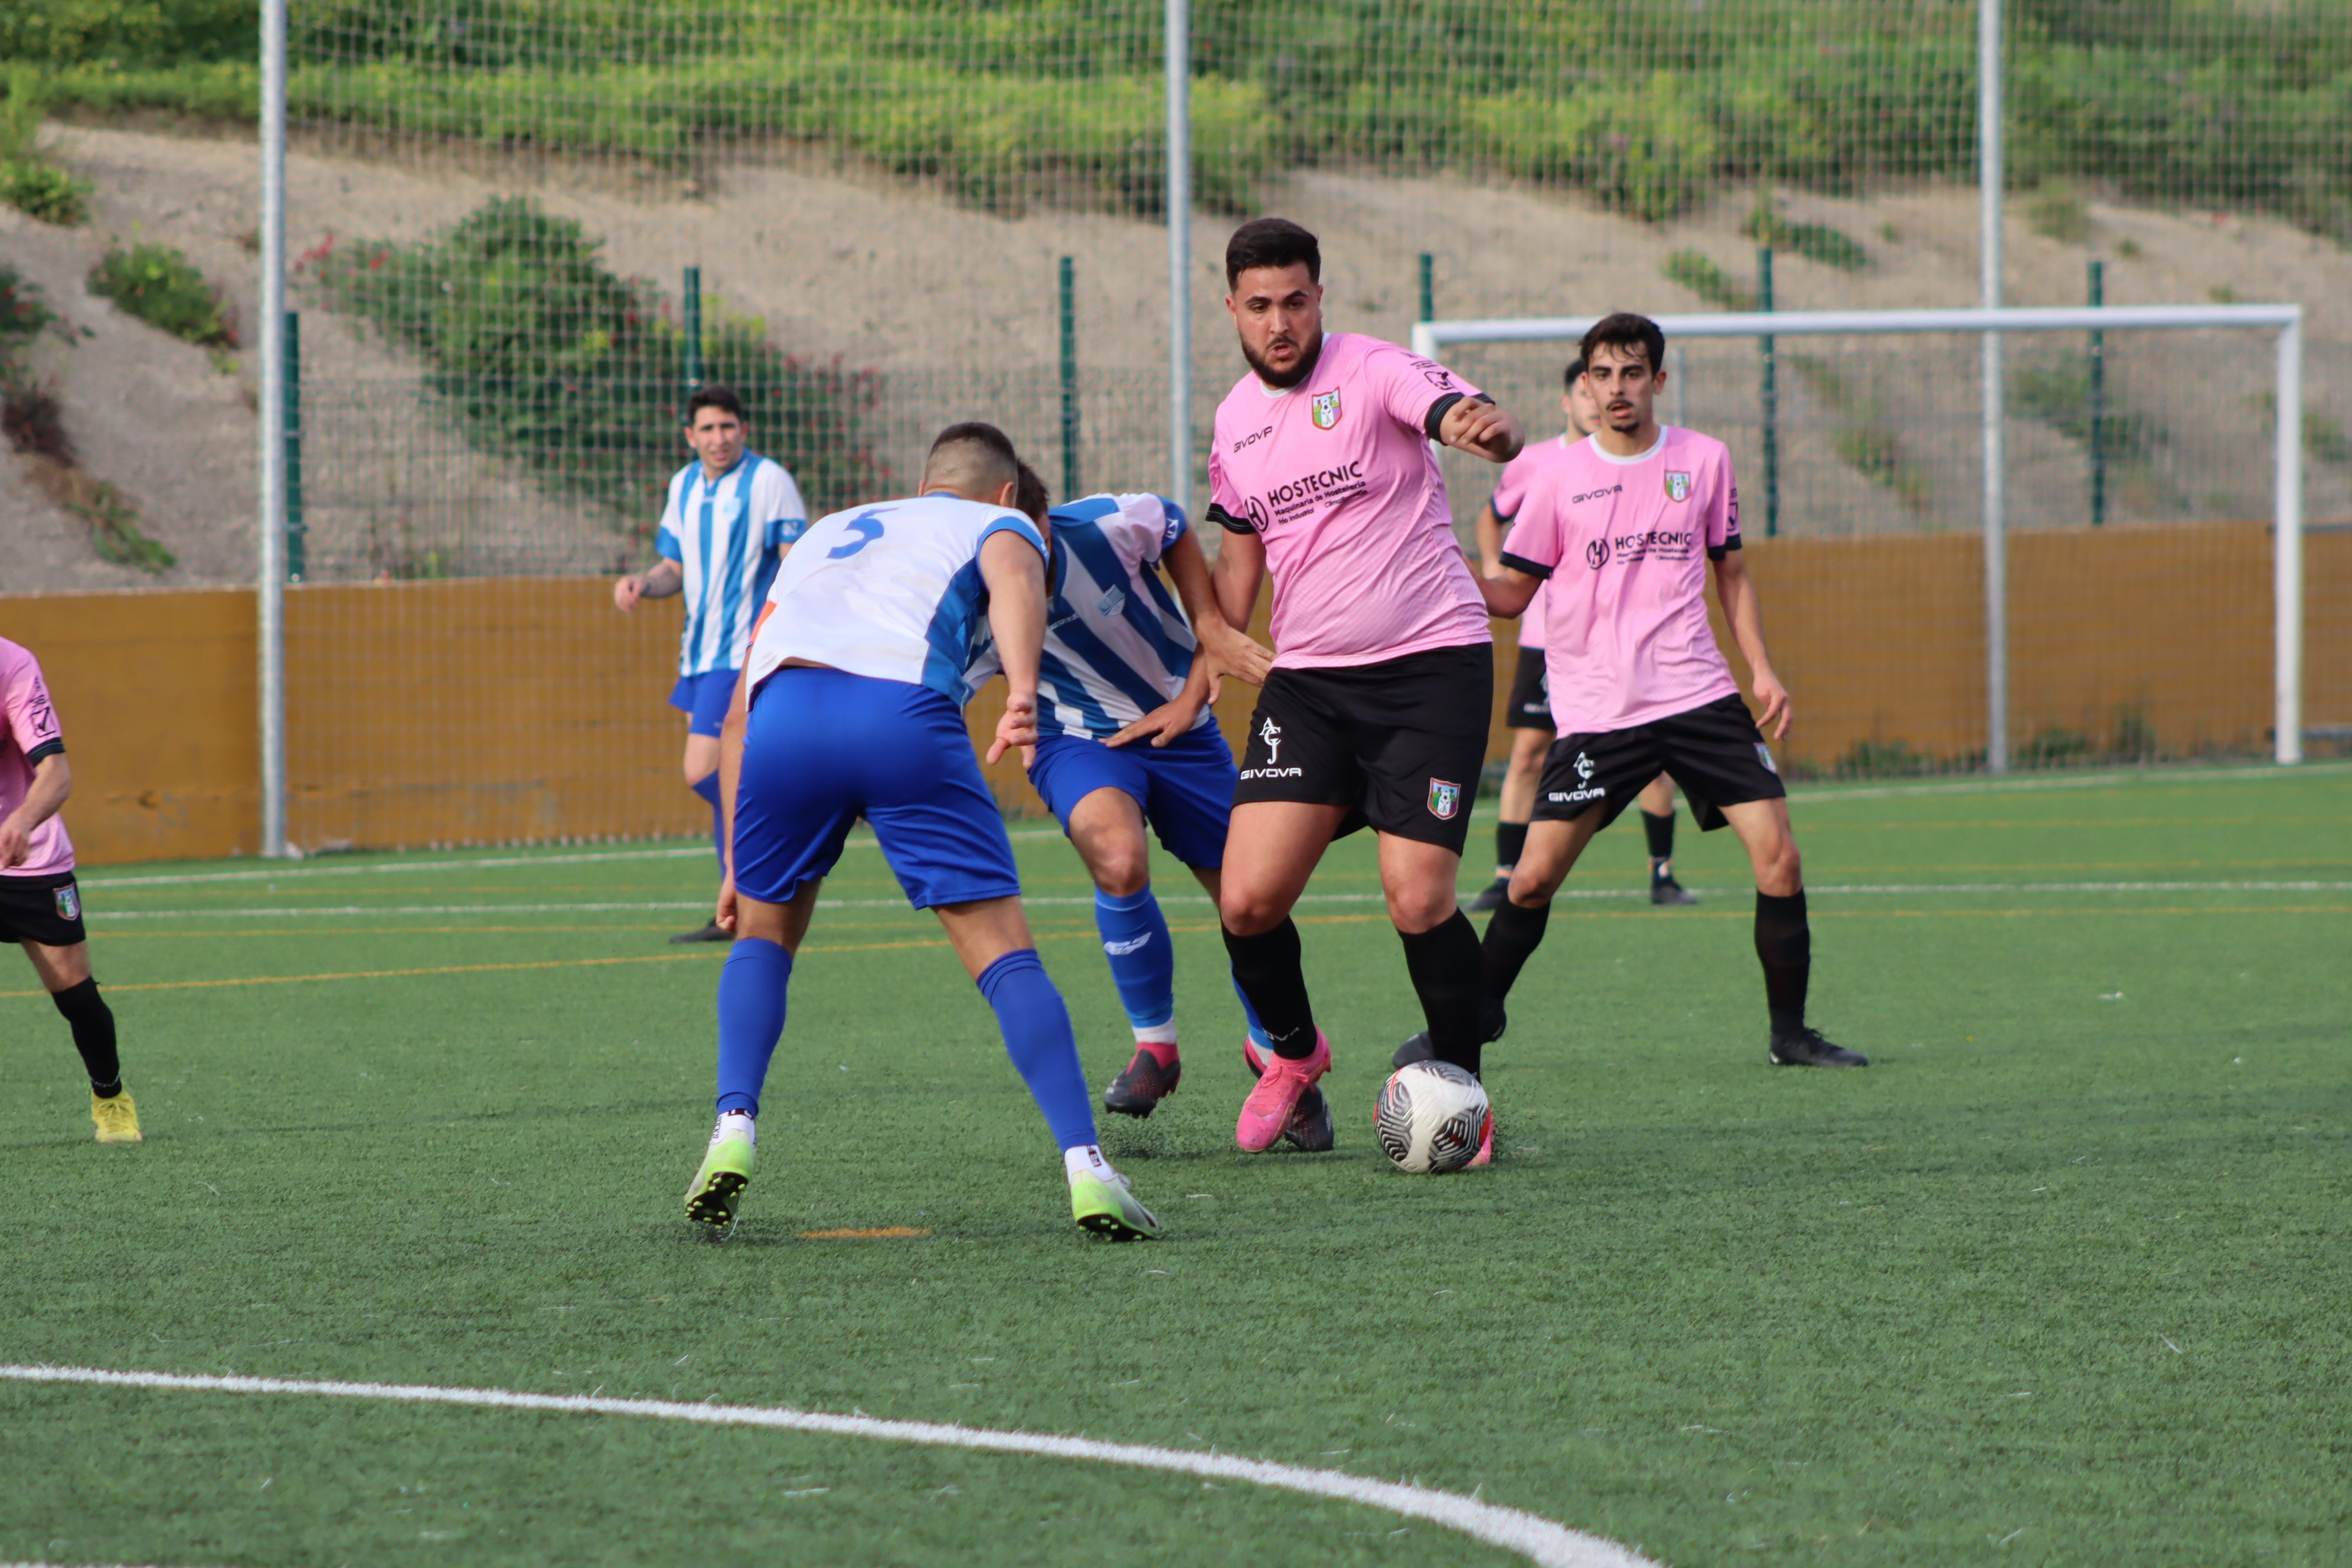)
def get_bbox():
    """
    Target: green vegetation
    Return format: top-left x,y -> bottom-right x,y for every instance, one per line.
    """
1744,199 -> 1867,270
87,241 -> 234,347
1660,248 -> 1752,311
5,771 -> 2349,1565
310,197 -> 891,538
8,2 -> 2352,234
0,261 -> 55,344
1789,353 -> 1931,512
1,64 -> 90,224
2025,179 -> 2092,243
2014,351 -> 2163,461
